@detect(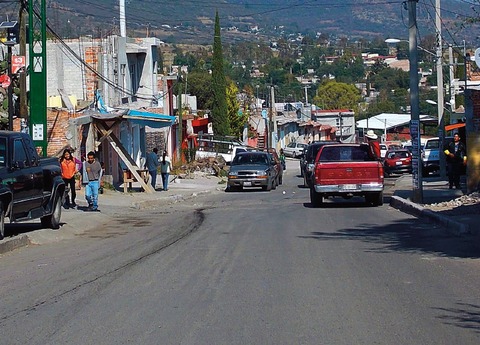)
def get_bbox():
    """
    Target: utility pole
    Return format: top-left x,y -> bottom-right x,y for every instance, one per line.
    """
448,45 -> 456,112
29,0 -> 47,156
176,83 -> 182,163
269,85 -> 276,149
436,0 -> 446,180
408,0 -> 423,203
120,0 -> 126,37
304,85 -> 311,105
